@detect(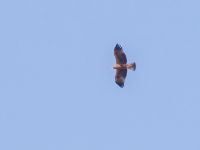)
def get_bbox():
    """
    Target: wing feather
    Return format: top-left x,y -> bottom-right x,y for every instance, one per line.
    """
115,69 -> 127,88
114,44 -> 127,64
